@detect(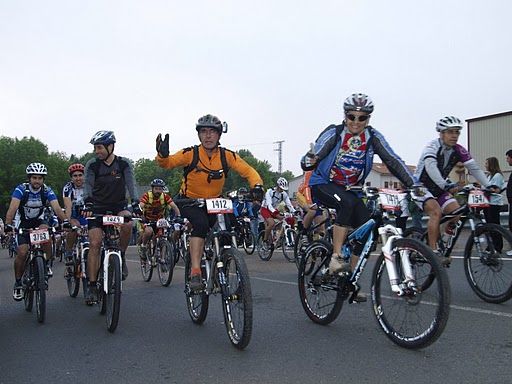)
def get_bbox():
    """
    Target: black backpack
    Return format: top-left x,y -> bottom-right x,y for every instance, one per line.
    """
182,145 -> 233,184
20,182 -> 48,207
